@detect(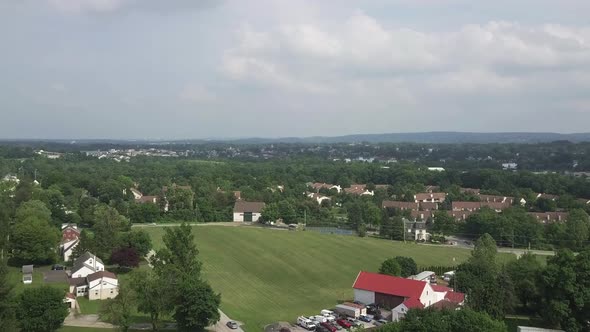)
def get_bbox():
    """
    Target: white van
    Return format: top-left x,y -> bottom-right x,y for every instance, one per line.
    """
297,316 -> 316,330
311,315 -> 327,323
320,310 -> 336,322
